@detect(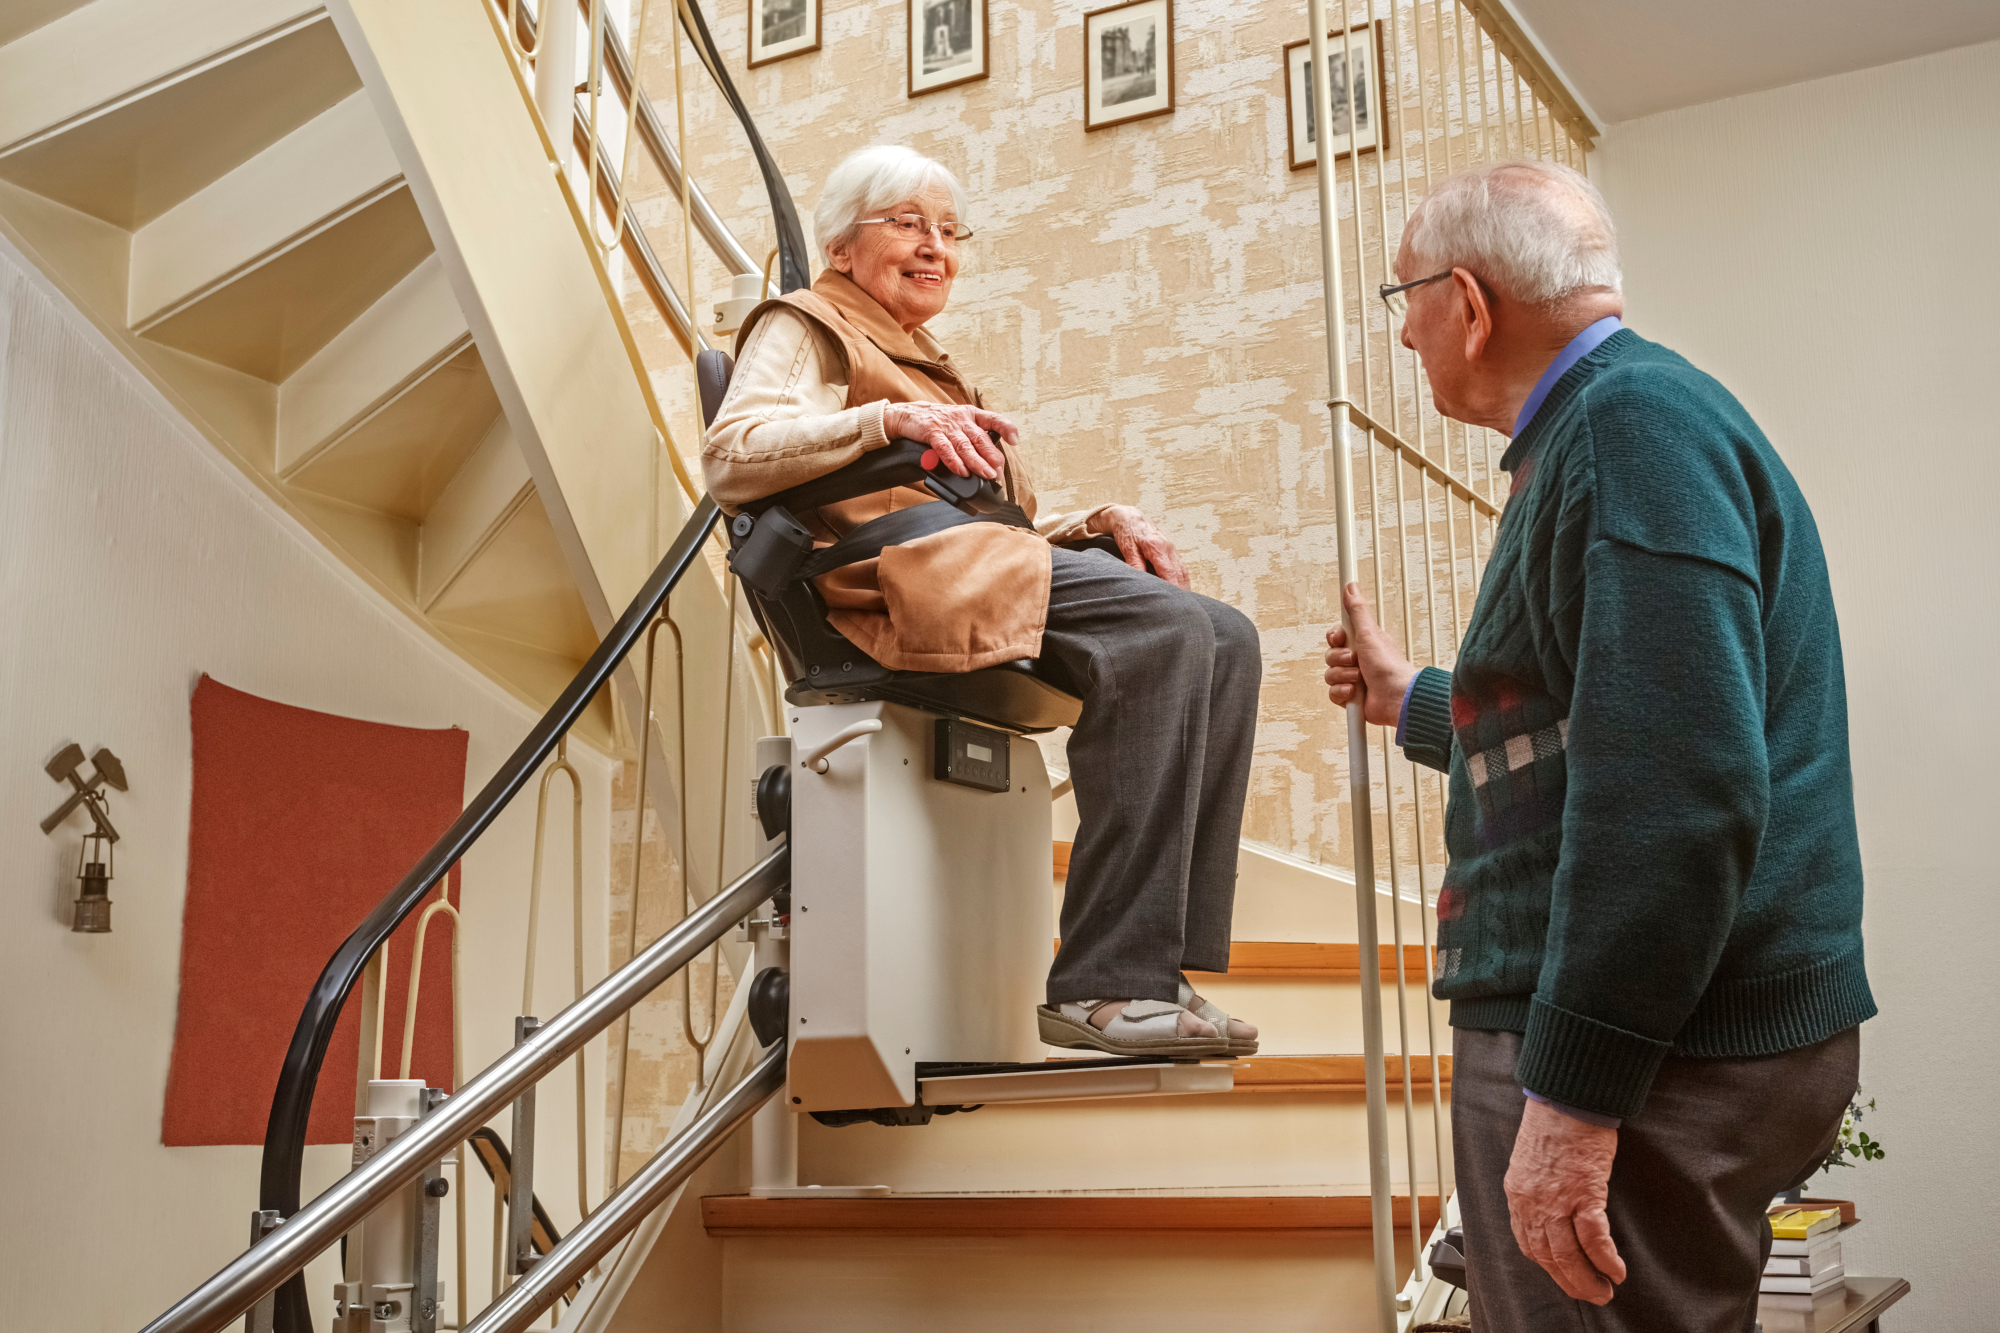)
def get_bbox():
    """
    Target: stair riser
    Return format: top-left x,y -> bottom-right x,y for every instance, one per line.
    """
1191,974 -> 1454,1057
716,1231 -> 1425,1333
795,1095 -> 1452,1196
